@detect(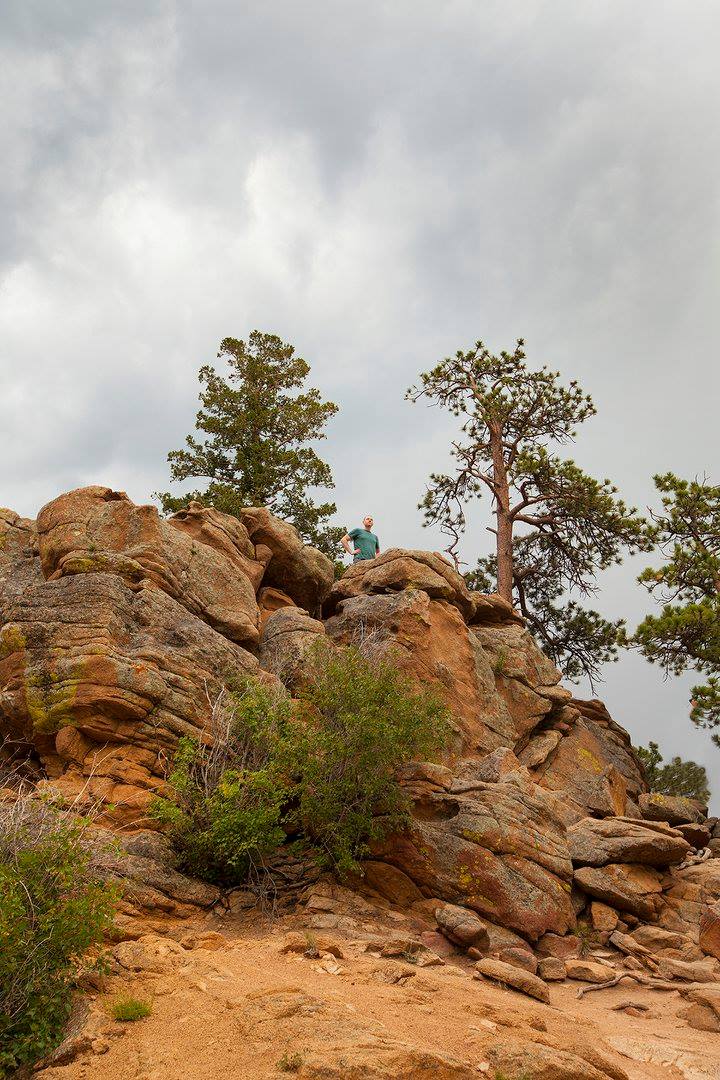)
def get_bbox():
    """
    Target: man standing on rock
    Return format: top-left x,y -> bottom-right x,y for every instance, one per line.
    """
341,516 -> 380,562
